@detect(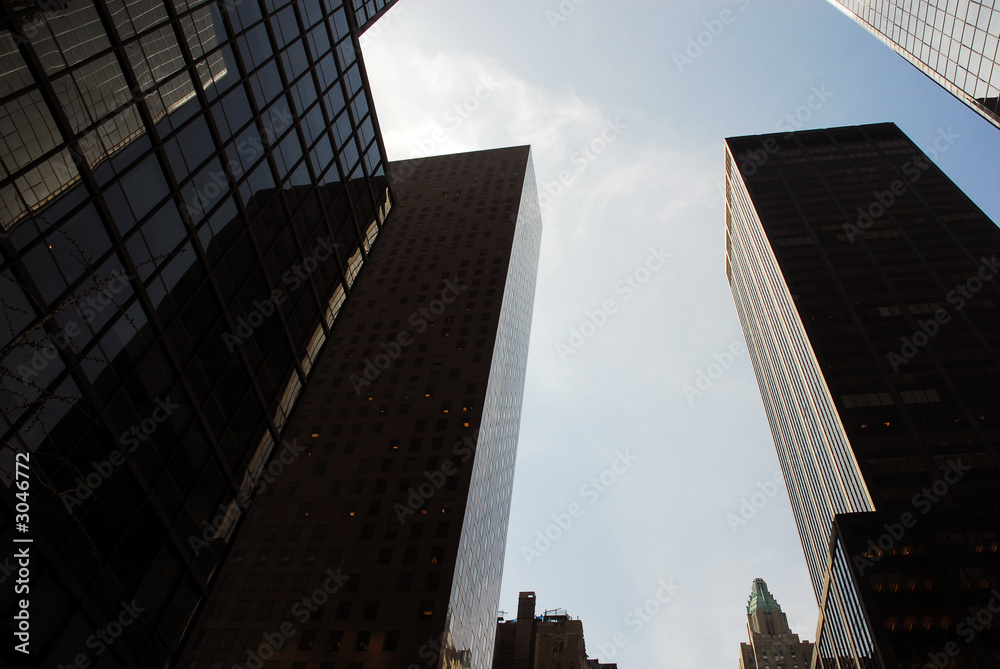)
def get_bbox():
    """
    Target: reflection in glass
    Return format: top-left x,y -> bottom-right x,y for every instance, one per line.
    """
0,0 -> 228,229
